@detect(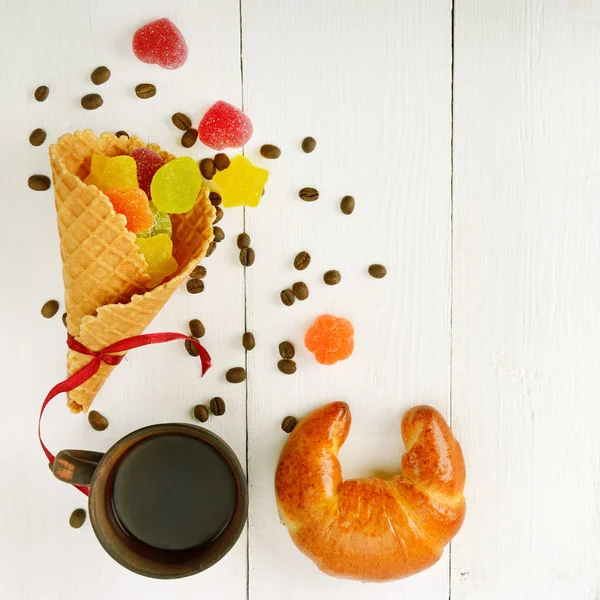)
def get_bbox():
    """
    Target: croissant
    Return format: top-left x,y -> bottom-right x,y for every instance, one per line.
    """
274,402 -> 466,581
